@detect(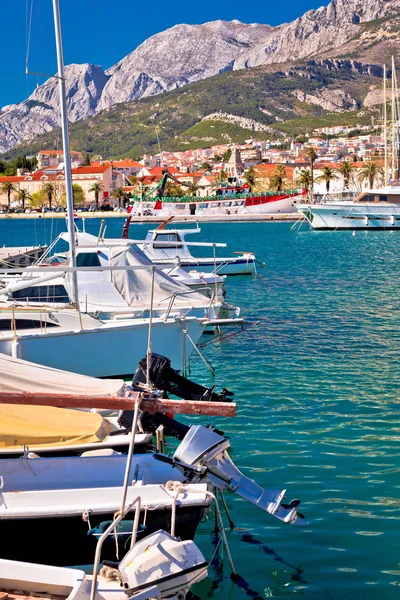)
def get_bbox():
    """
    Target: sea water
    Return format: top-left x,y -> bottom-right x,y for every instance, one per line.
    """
2,218 -> 400,599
